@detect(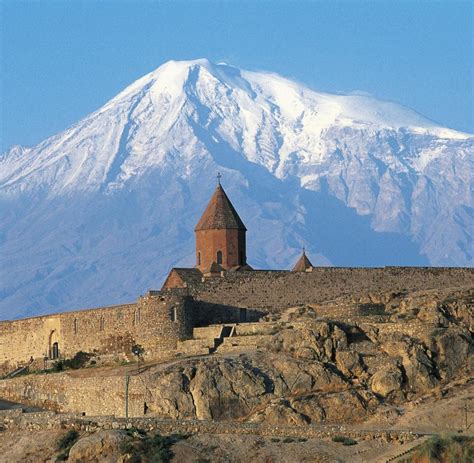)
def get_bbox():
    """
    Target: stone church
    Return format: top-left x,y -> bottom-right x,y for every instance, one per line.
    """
162,179 -> 312,289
